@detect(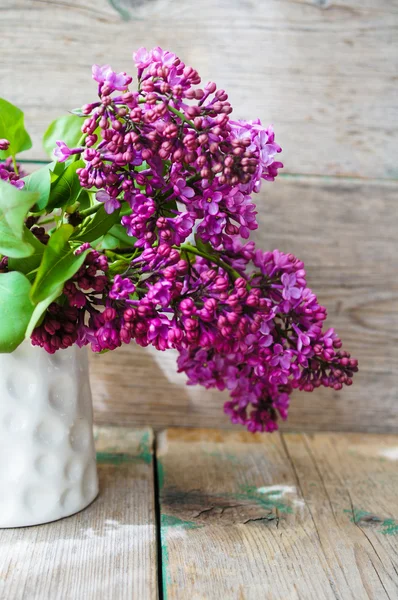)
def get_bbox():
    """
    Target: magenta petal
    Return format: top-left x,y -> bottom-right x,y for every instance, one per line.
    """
208,202 -> 219,216
290,287 -> 302,299
183,186 -> 195,199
